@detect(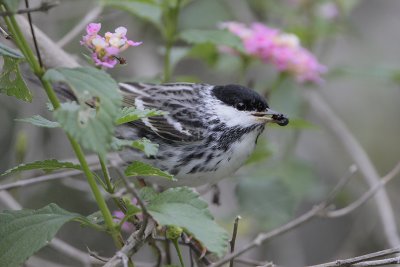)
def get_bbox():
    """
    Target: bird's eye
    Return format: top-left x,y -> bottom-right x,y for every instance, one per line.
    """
257,105 -> 264,112
236,102 -> 246,111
